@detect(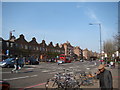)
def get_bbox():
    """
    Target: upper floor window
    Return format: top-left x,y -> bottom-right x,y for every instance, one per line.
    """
29,46 -> 32,50
34,47 -> 36,50
25,45 -> 28,49
21,44 -> 23,49
39,47 -> 41,51
10,43 -> 13,47
36,47 -> 39,50
6,42 -> 9,47
46,48 -> 47,51
43,48 -> 45,51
